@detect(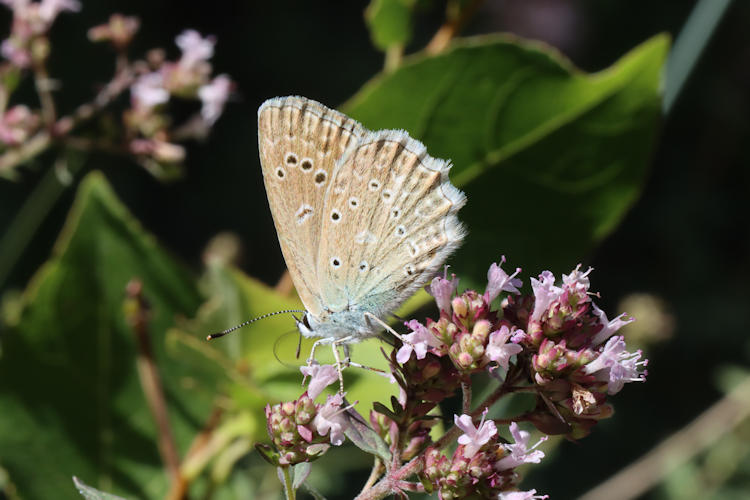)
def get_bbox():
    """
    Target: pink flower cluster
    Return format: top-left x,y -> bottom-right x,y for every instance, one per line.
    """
0,4 -> 233,176
124,30 -> 233,168
506,265 -> 647,437
397,258 -> 524,374
395,259 -> 647,438
0,105 -> 38,145
262,362 -> 350,465
423,411 -> 548,499
1,0 -> 80,67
